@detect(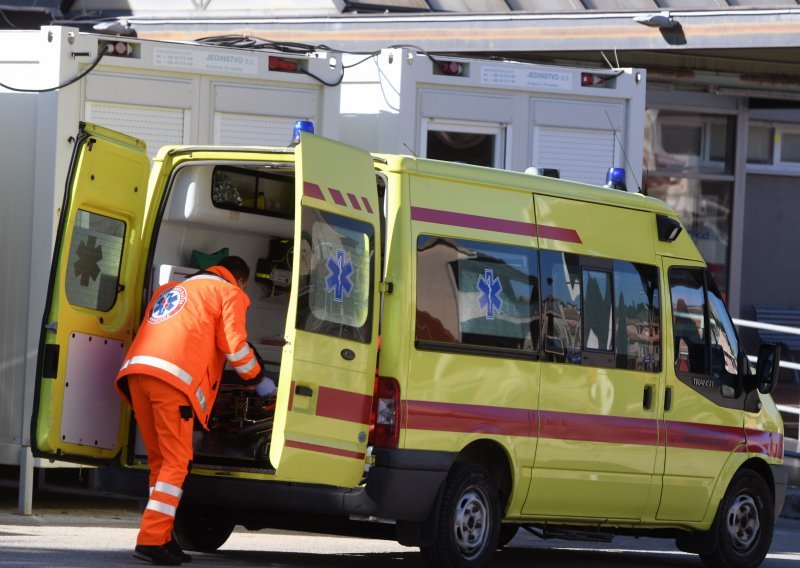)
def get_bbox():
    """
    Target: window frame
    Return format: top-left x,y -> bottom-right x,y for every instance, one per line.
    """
295,207 -> 375,344
668,265 -> 747,408
64,209 -> 126,313
414,234 -> 541,361
746,121 -> 800,175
